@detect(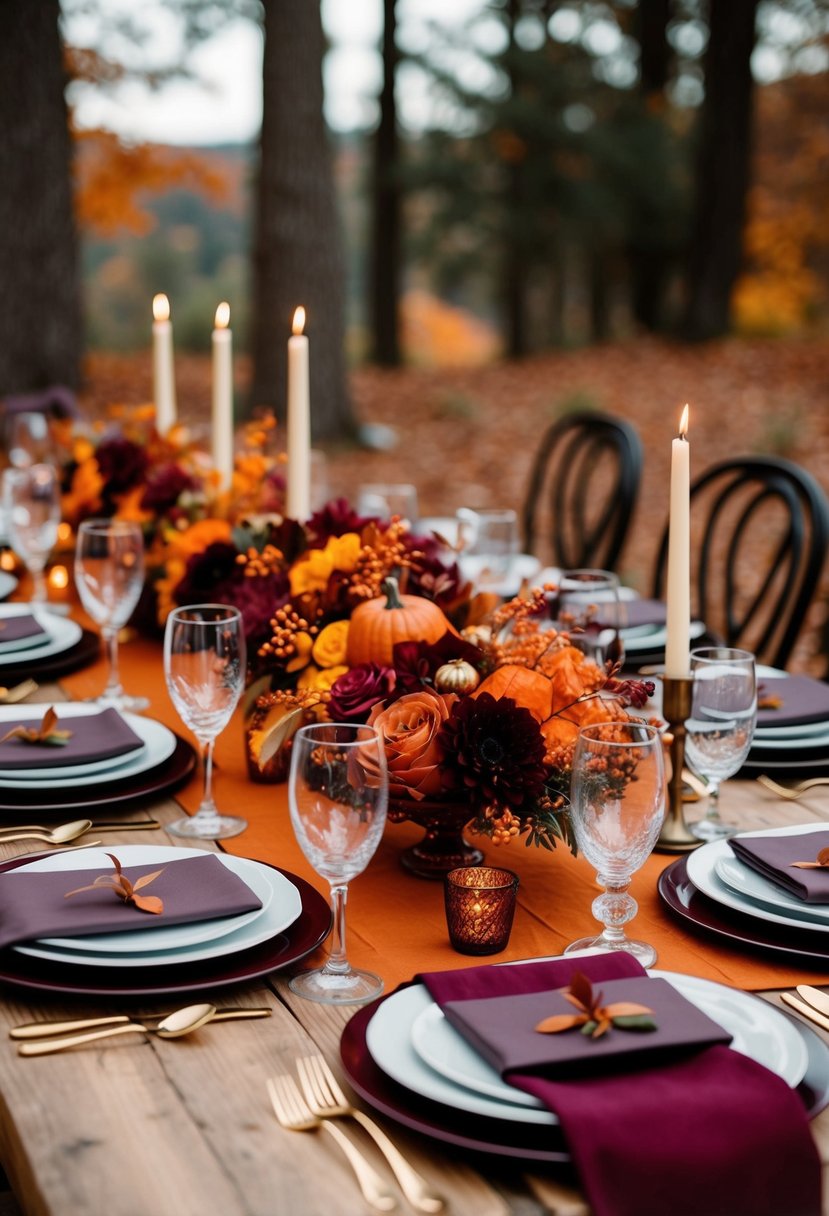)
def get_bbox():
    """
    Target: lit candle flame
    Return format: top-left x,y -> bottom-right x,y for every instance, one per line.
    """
214,301 -> 230,330
153,293 -> 170,323
48,566 -> 69,591
292,306 -> 306,336
679,403 -> 689,439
